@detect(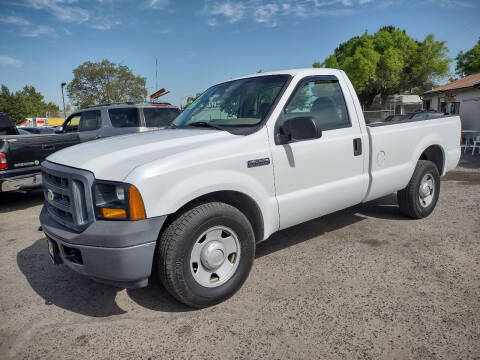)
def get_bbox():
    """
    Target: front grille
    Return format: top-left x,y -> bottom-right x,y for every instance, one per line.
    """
42,161 -> 95,232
